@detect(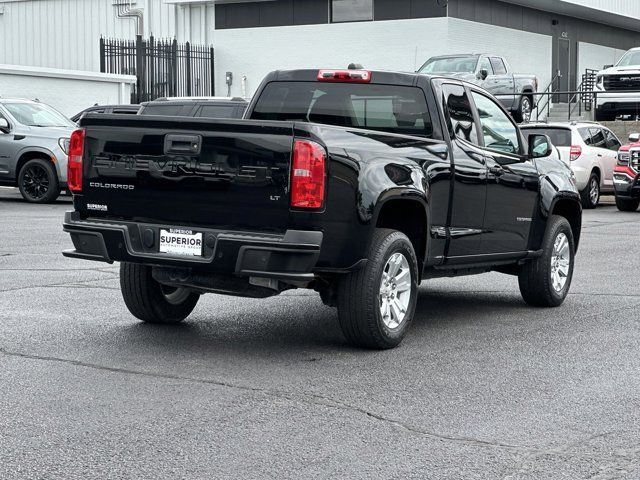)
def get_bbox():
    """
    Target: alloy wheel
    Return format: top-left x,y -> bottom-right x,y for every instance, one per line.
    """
379,252 -> 412,329
22,164 -> 50,201
550,233 -> 571,292
521,98 -> 532,123
589,177 -> 599,206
